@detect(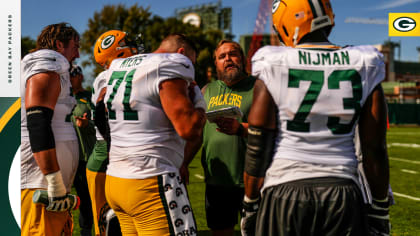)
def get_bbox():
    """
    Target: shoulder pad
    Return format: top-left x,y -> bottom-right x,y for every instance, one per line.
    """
157,53 -> 195,83
252,46 -> 289,65
348,45 -> 384,67
22,49 -> 69,75
93,70 -> 109,93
